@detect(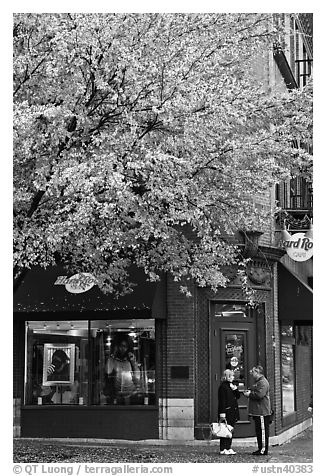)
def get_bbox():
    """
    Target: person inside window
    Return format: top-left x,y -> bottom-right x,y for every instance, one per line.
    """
104,334 -> 141,404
